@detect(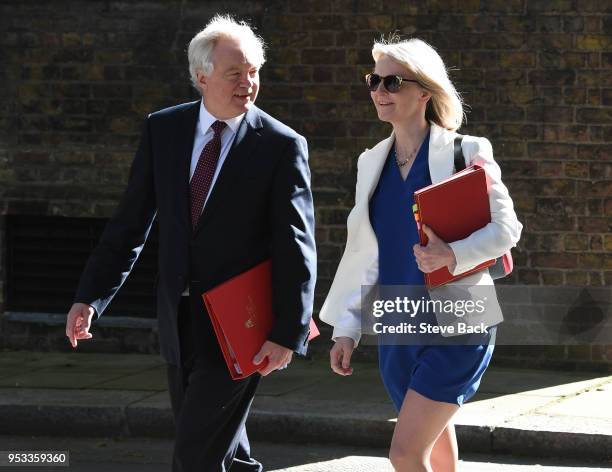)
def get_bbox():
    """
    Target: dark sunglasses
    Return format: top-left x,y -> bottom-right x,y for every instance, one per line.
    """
365,73 -> 421,93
